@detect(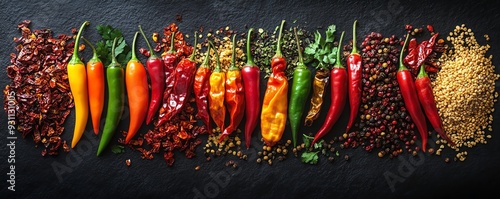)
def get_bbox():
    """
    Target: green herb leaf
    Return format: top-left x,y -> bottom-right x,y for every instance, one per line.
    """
95,24 -> 131,67
325,25 -> 336,43
301,151 -> 319,164
303,134 -> 314,149
314,139 -> 324,150
111,145 -> 125,154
